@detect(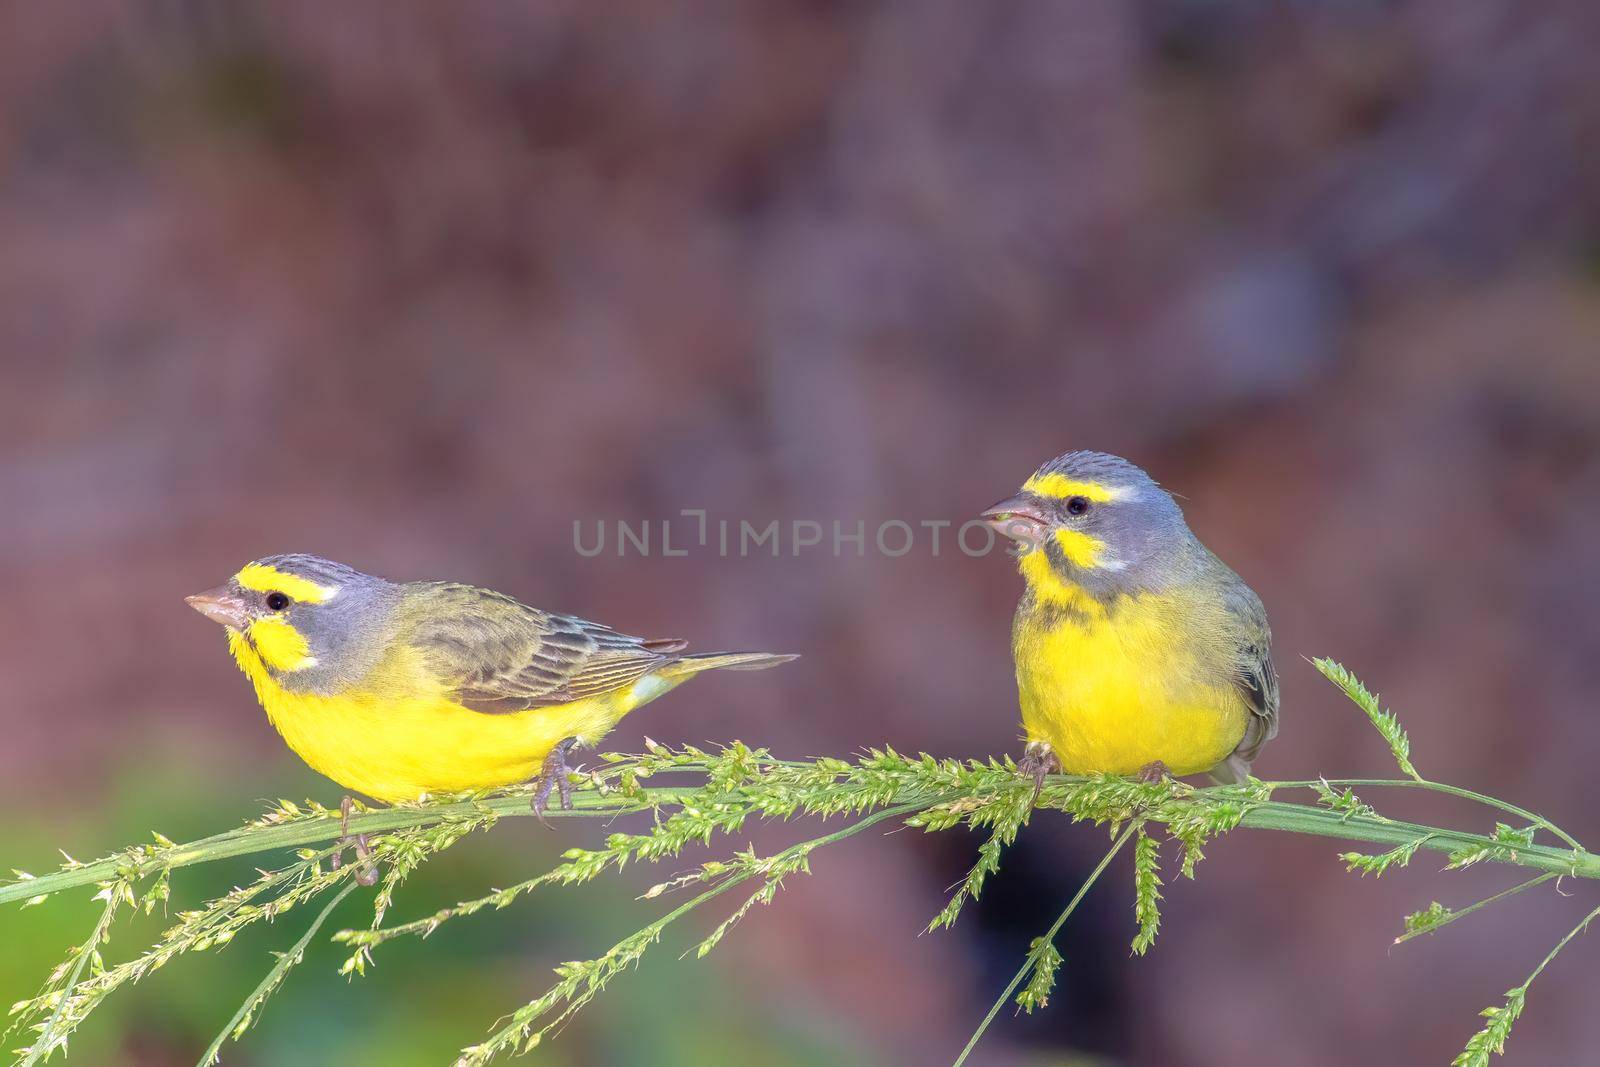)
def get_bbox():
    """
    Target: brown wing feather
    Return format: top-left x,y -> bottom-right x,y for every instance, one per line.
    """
403,583 -> 681,713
